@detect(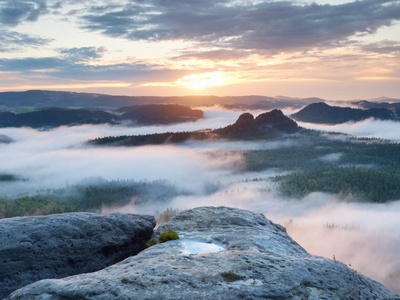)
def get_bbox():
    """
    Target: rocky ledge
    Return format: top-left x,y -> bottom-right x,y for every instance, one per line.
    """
6,207 -> 400,300
1,212 -> 156,299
